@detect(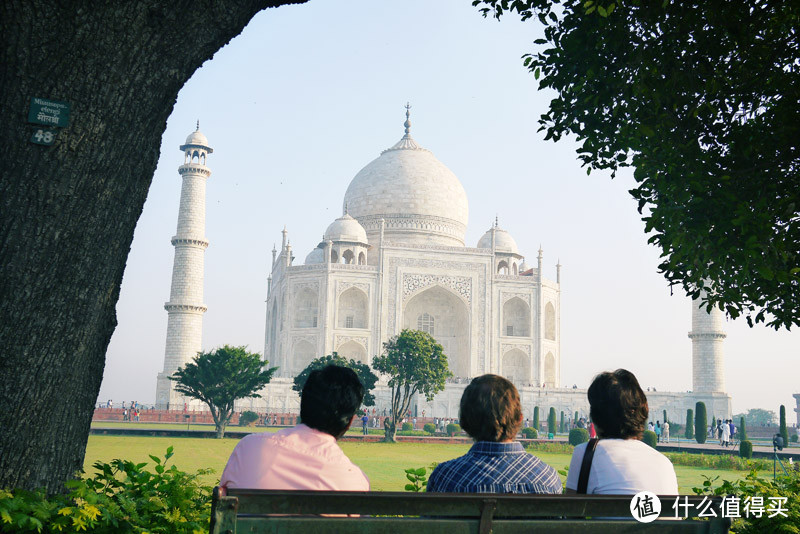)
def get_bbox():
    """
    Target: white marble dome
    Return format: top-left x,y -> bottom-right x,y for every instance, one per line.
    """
184,129 -> 209,147
304,246 -> 325,265
343,123 -> 469,246
478,226 -> 519,254
324,213 -> 368,243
